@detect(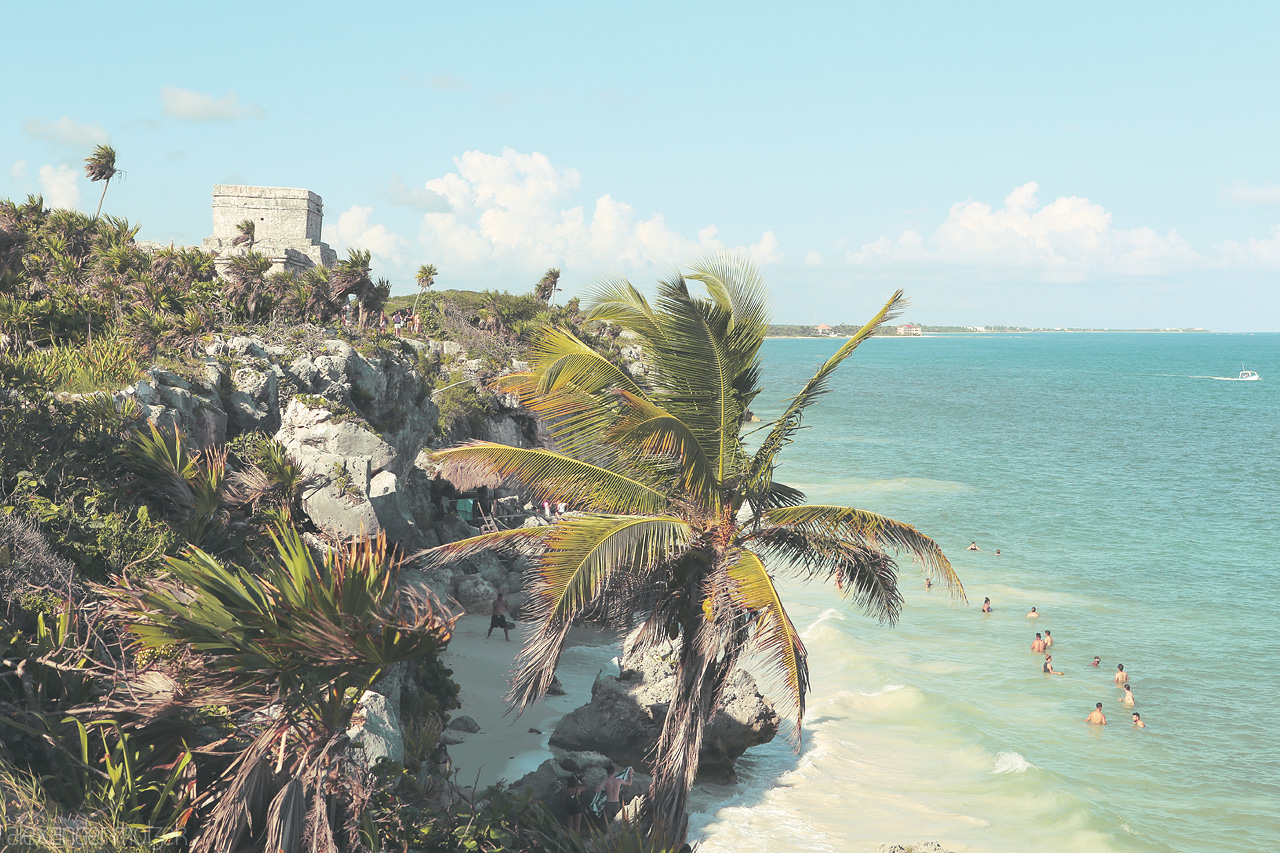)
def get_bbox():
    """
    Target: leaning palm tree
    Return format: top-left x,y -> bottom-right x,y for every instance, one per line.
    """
231,218 -> 256,251
535,267 -> 560,305
83,144 -> 121,219
428,254 -> 962,840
